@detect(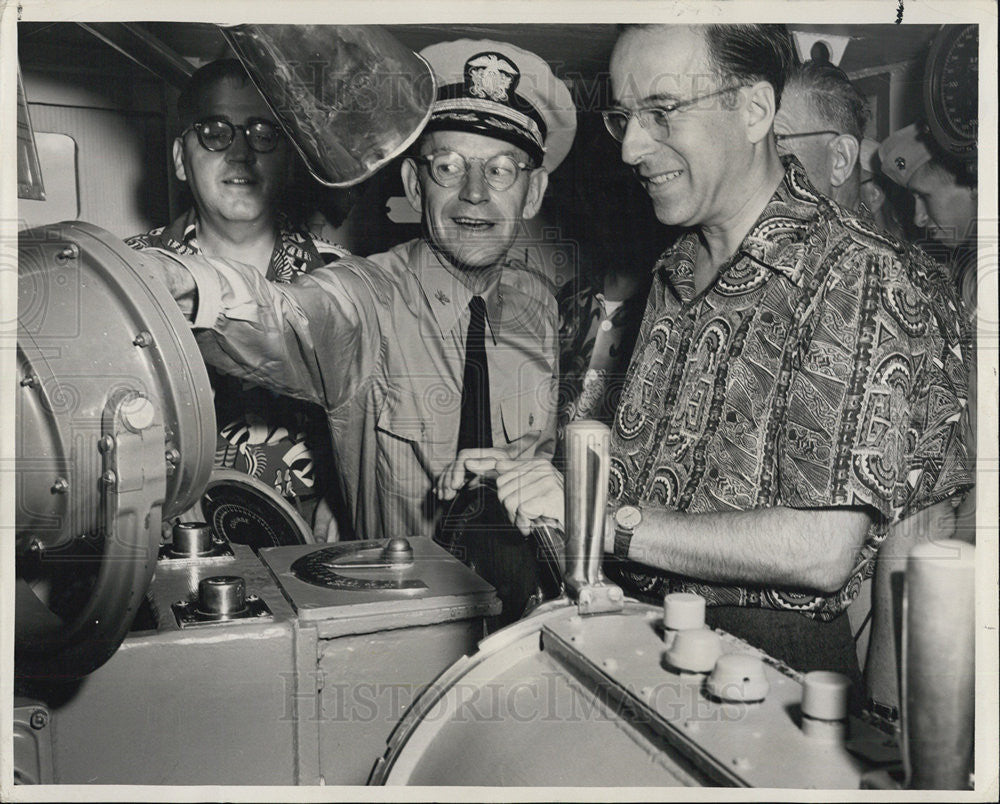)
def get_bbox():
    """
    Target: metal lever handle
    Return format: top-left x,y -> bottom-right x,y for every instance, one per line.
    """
562,421 -> 623,613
